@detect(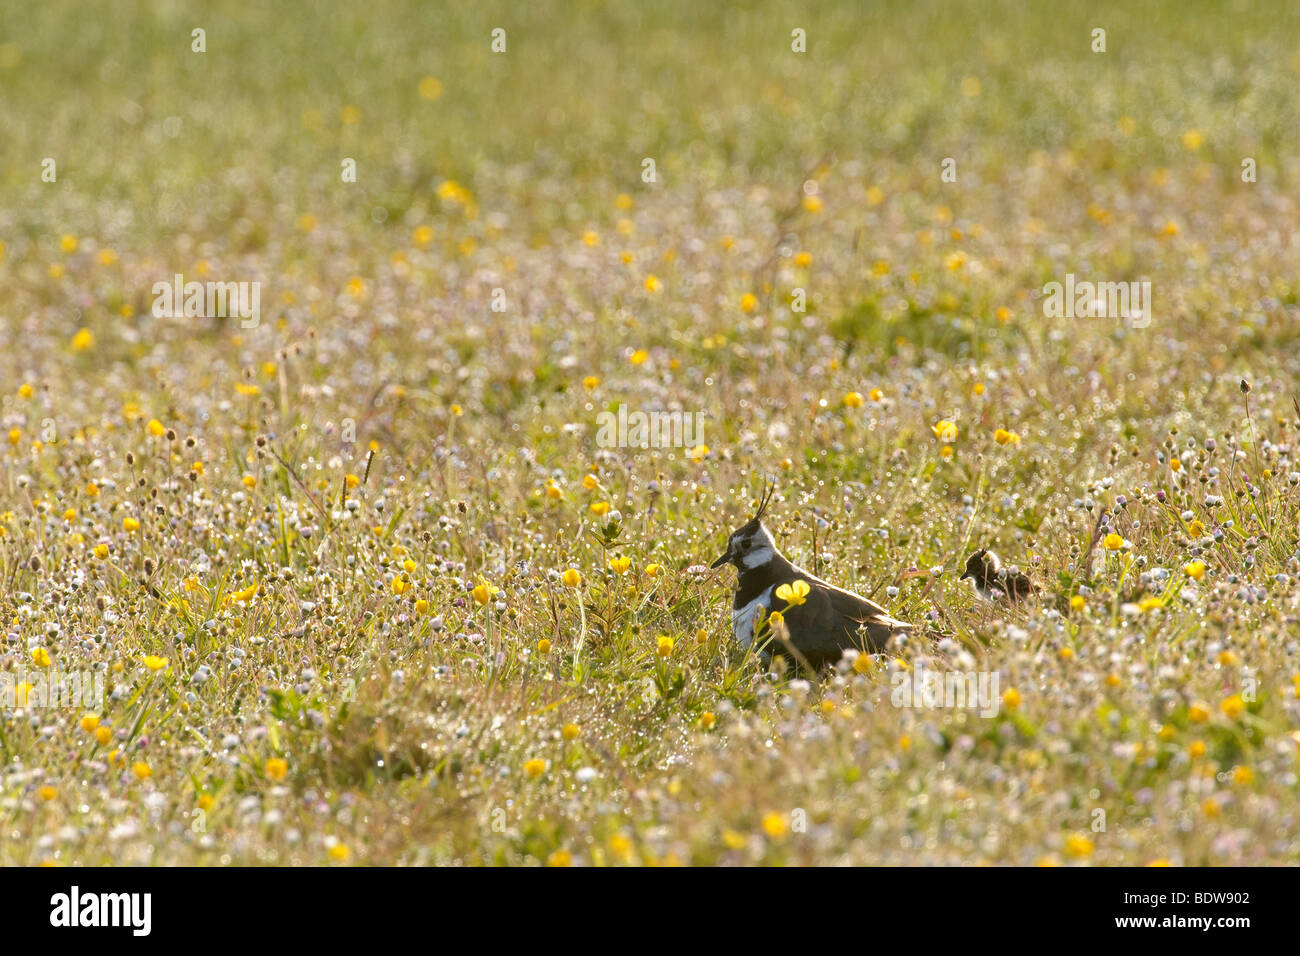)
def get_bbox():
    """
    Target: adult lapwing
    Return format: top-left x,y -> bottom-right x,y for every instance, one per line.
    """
711,485 -> 912,670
